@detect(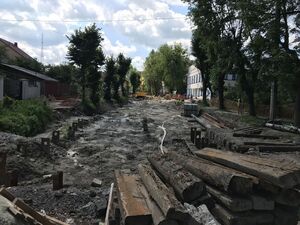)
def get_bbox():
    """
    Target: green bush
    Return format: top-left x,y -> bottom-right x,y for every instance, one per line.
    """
80,98 -> 96,115
0,99 -> 53,136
